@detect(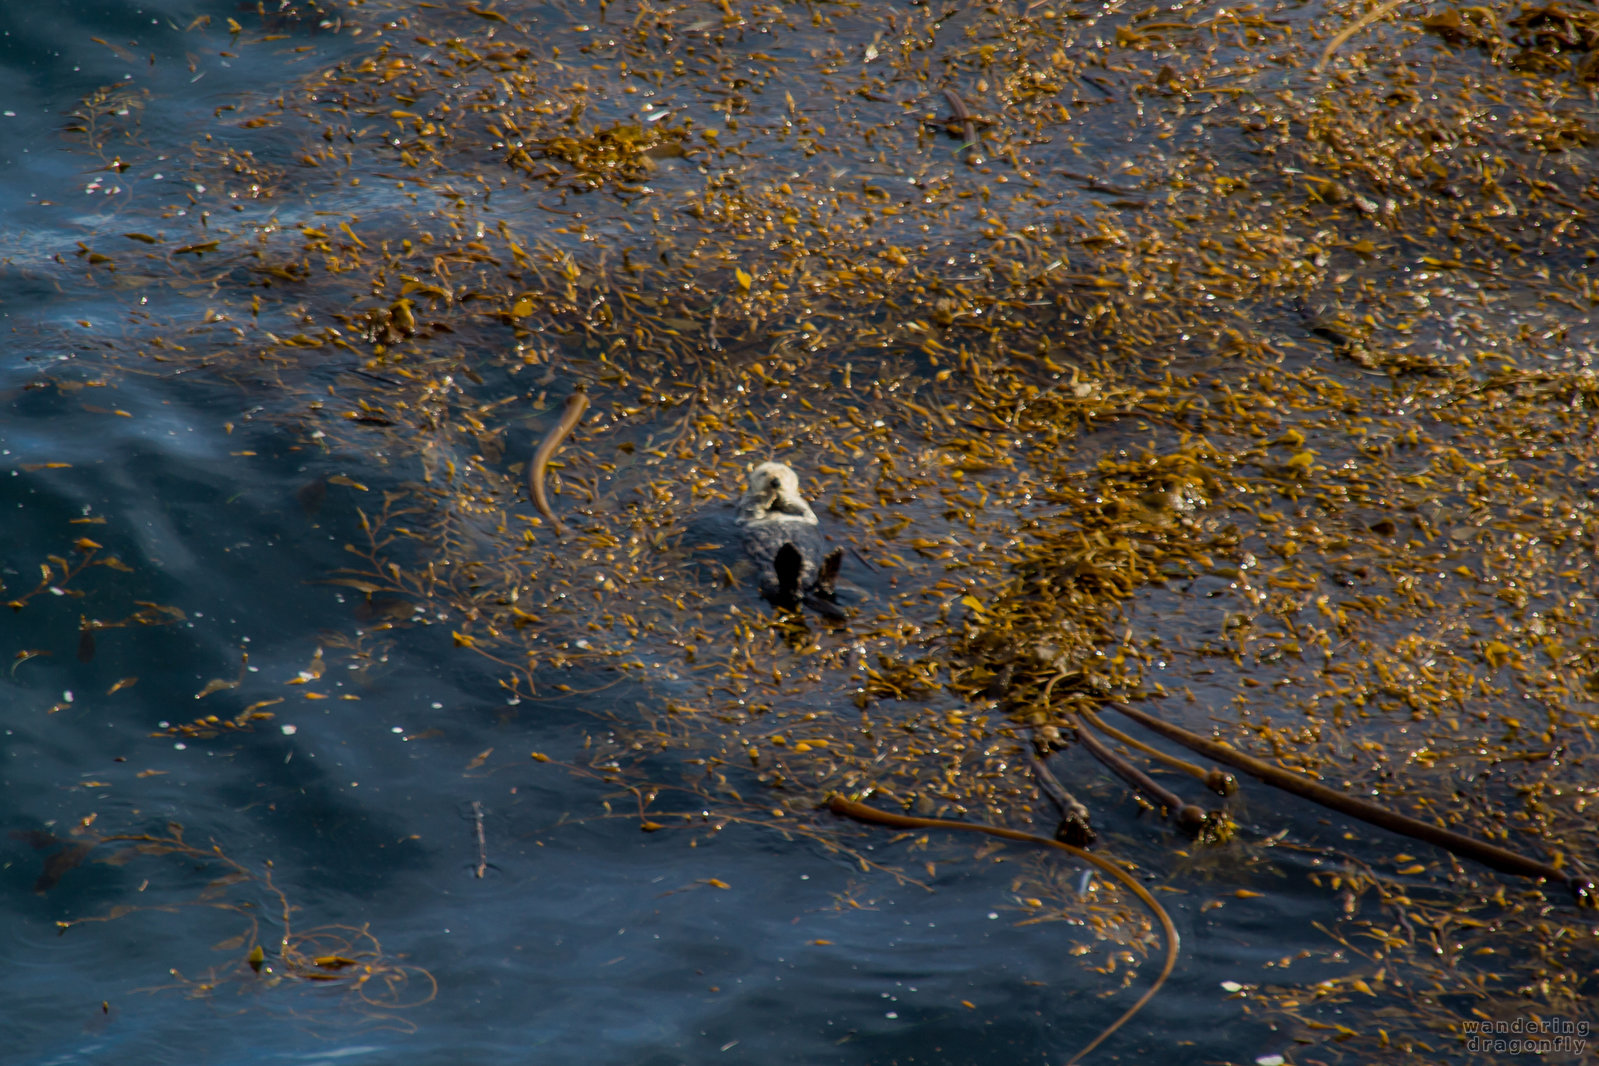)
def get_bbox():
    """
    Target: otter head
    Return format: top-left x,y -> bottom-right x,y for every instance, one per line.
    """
748,461 -> 800,499
737,461 -> 816,524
